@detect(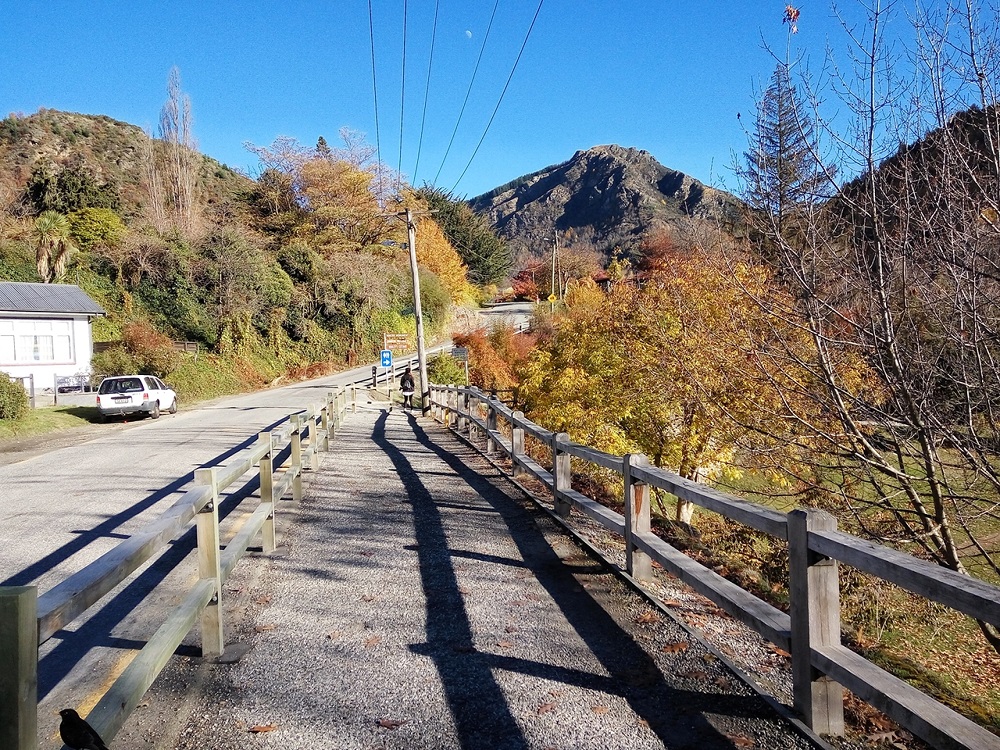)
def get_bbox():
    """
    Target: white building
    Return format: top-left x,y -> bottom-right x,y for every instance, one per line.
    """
0,281 -> 105,392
